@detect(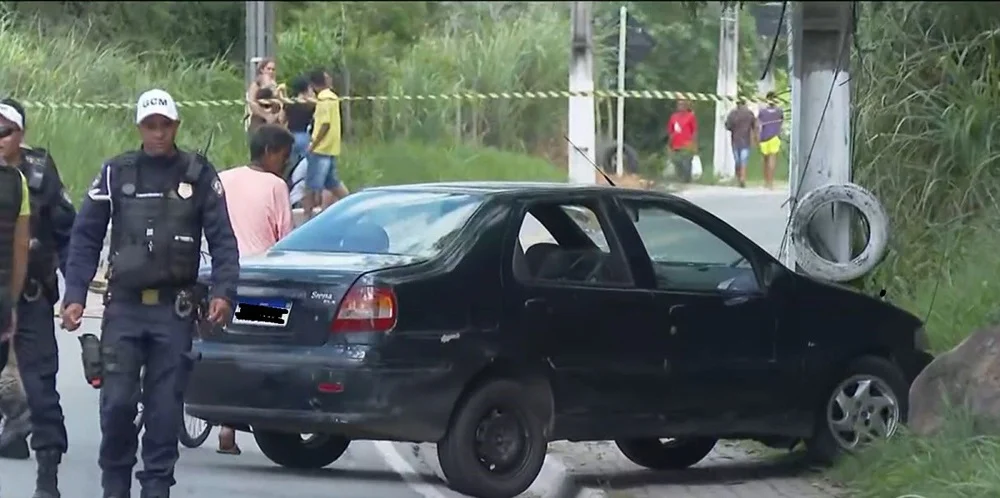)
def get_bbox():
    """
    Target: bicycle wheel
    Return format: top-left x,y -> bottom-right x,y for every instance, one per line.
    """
178,407 -> 212,448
